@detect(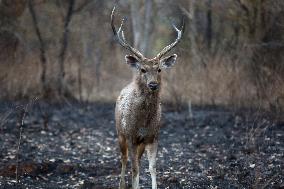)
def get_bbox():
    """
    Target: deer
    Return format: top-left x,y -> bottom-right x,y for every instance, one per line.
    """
111,5 -> 184,189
